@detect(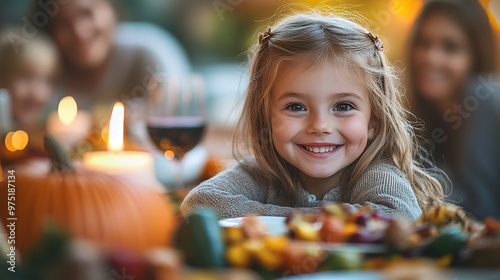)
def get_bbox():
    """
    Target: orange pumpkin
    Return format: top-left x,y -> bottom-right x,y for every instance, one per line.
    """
0,135 -> 176,256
